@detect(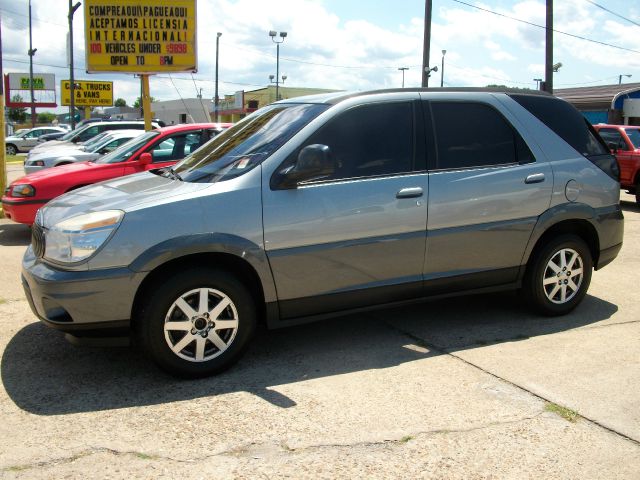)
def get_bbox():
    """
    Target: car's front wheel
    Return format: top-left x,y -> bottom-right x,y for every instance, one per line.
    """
138,267 -> 256,378
524,235 -> 593,316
